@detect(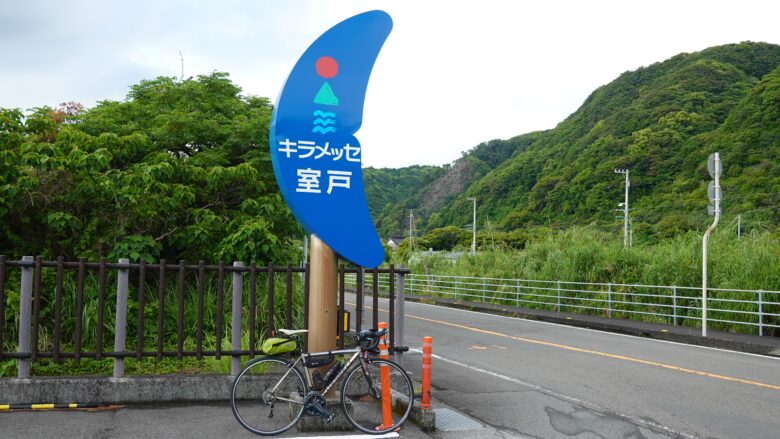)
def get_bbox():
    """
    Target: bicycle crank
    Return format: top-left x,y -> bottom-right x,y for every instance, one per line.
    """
303,393 -> 334,423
